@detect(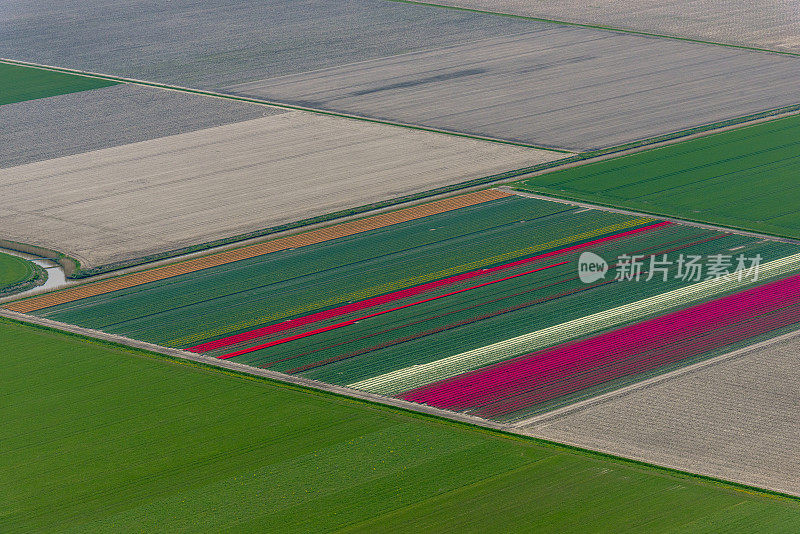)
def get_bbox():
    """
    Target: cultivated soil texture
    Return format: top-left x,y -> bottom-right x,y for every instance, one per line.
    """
0,0 -> 539,88
231,28 -> 800,151
4,189 -> 511,313
0,83 -> 271,168
0,112 -> 559,270
430,0 -> 800,53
